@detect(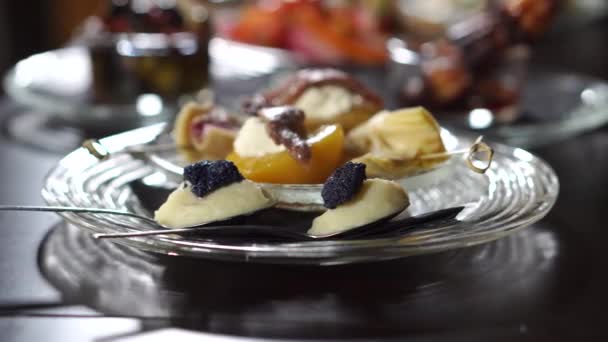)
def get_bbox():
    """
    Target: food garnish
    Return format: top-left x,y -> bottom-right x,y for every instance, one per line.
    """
183,160 -> 244,198
308,162 -> 409,237
257,106 -> 311,163
321,162 -> 367,209
155,160 -> 274,228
